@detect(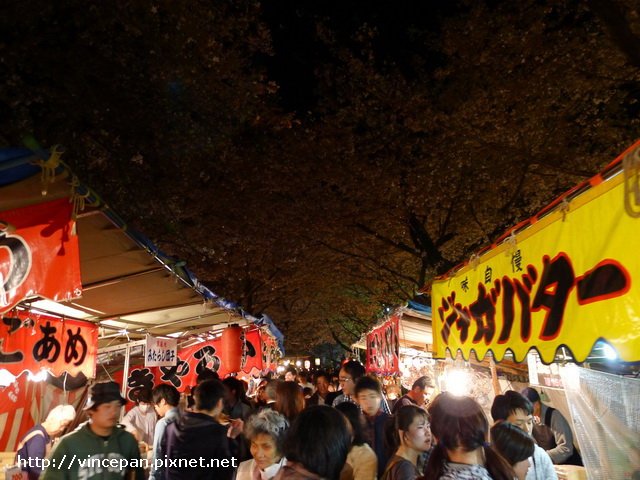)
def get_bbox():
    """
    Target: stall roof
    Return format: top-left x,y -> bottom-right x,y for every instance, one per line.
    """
352,305 -> 433,351
0,148 -> 283,351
